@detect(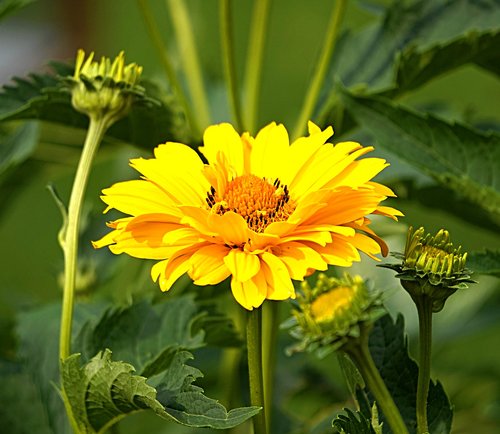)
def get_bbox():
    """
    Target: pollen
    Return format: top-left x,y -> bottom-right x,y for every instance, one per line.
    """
205,174 -> 296,232
310,286 -> 356,323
